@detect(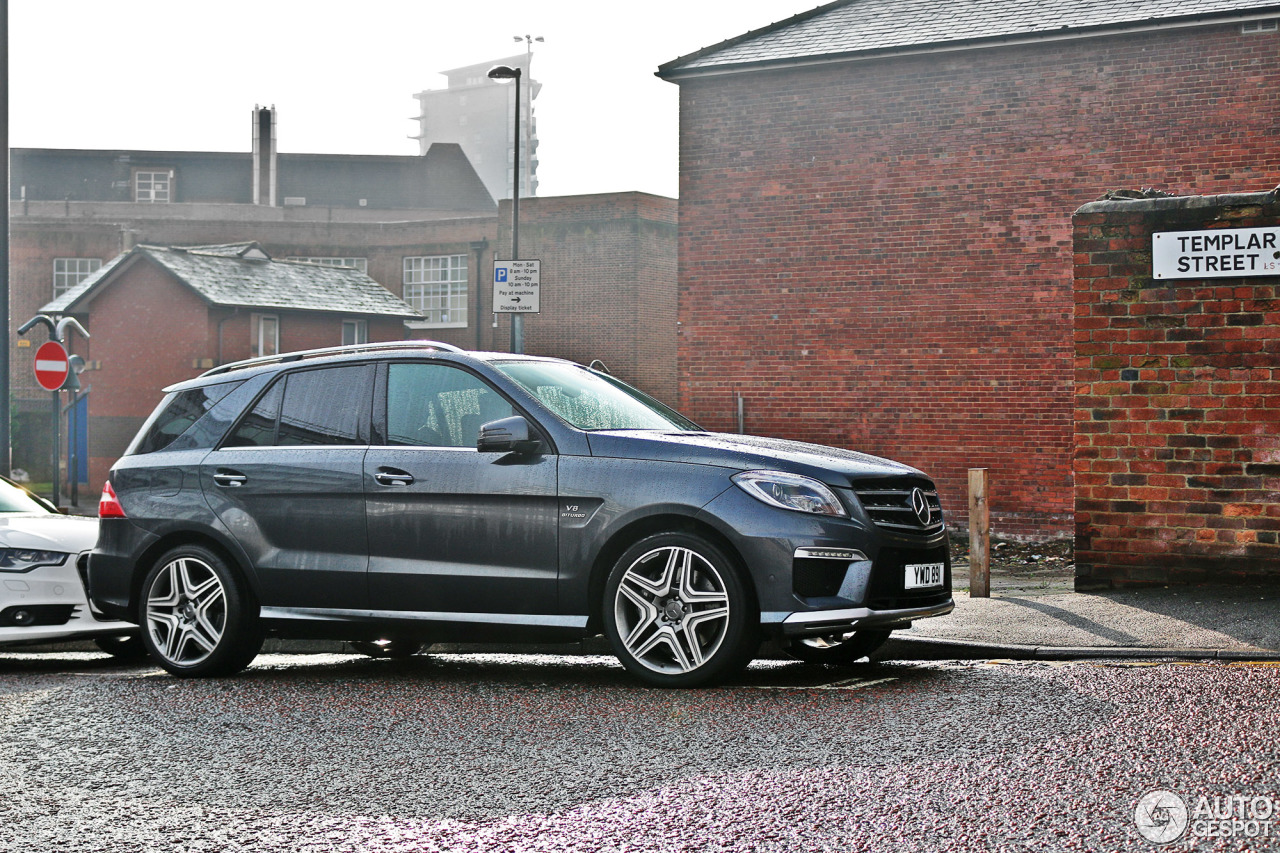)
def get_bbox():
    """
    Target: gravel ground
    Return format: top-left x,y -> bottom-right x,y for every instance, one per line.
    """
1,651 -> 1277,852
